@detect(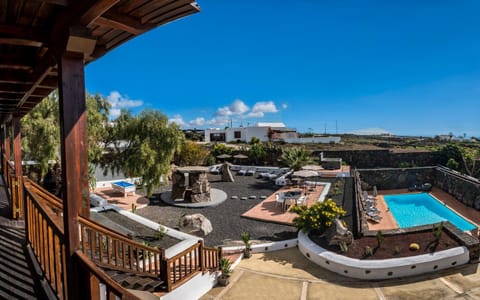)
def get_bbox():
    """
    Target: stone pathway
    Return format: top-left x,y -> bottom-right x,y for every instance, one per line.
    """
201,248 -> 480,300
